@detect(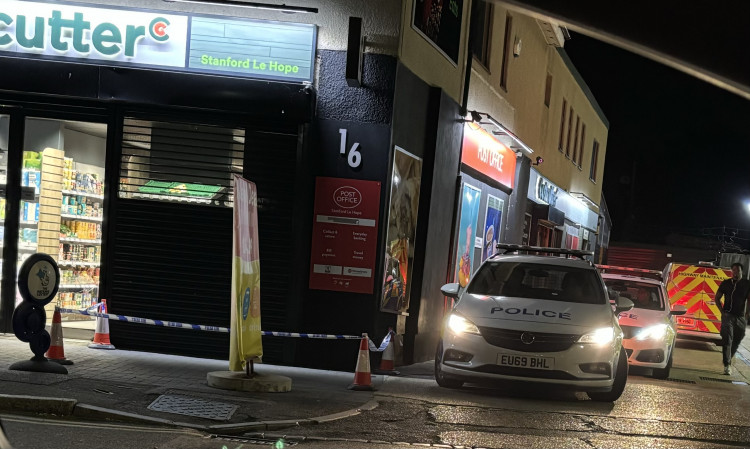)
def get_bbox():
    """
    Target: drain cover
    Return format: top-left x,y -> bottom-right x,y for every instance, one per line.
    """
147,394 -> 237,421
211,435 -> 297,446
665,378 -> 696,384
699,377 -> 737,384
